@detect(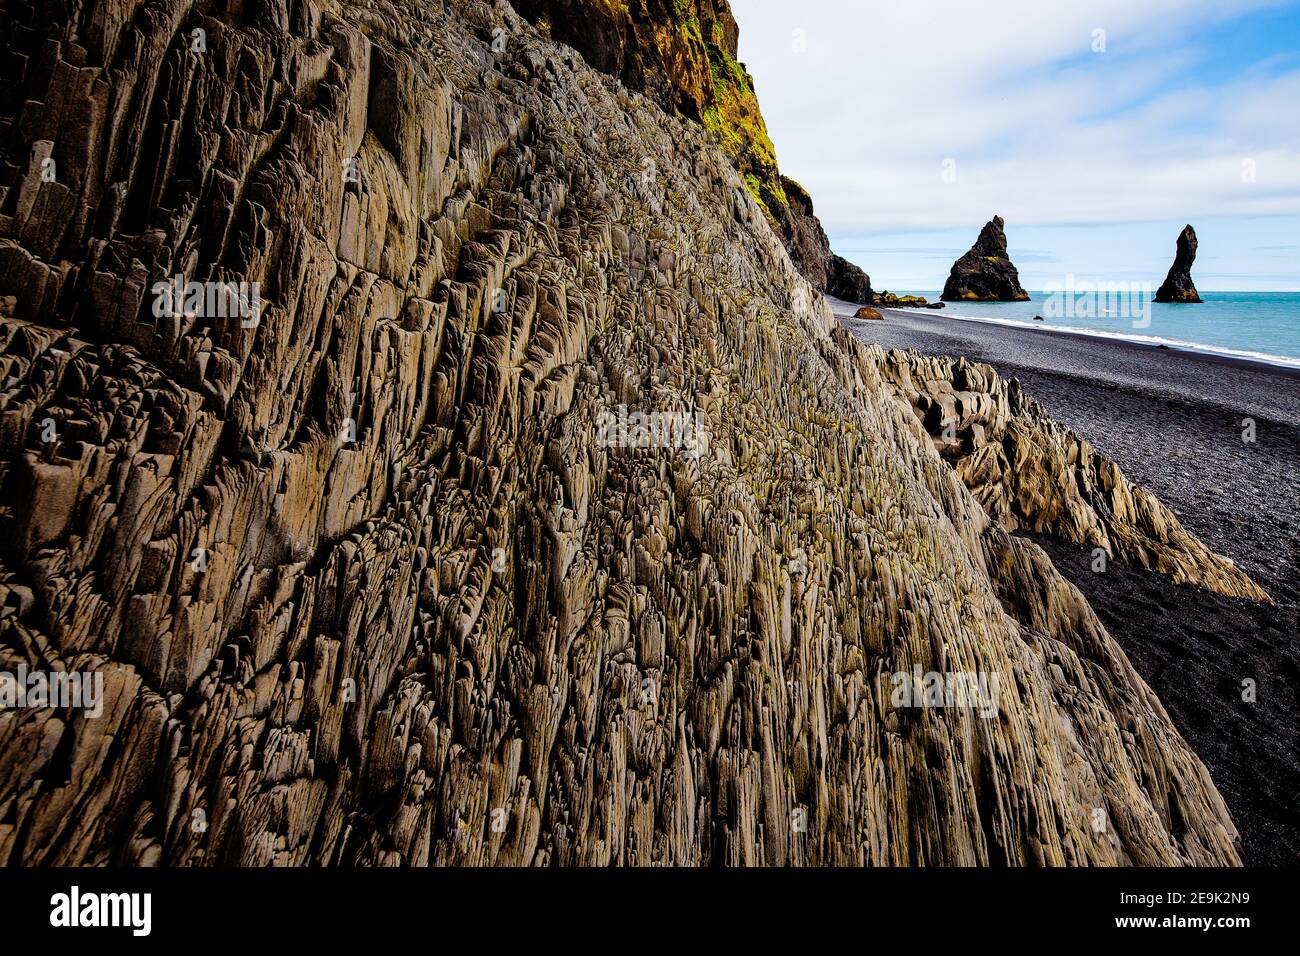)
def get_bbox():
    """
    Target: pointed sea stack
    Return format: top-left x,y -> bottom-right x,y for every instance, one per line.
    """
941,215 -> 1030,301
1154,224 -> 1203,303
